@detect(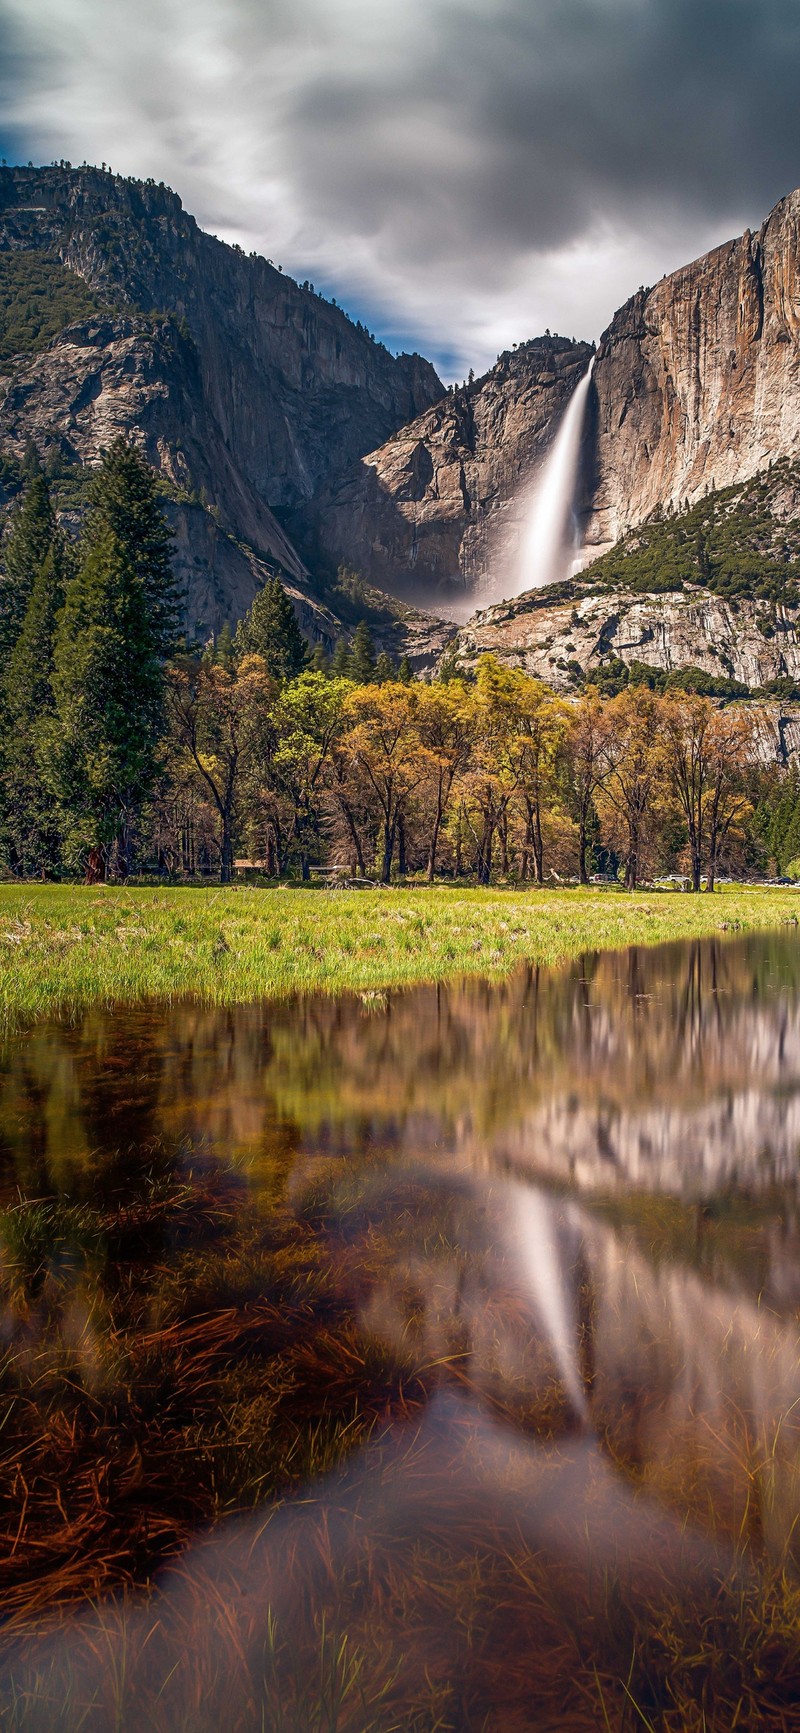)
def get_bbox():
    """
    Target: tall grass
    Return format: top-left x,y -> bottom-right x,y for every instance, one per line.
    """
1,882 -> 799,1020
